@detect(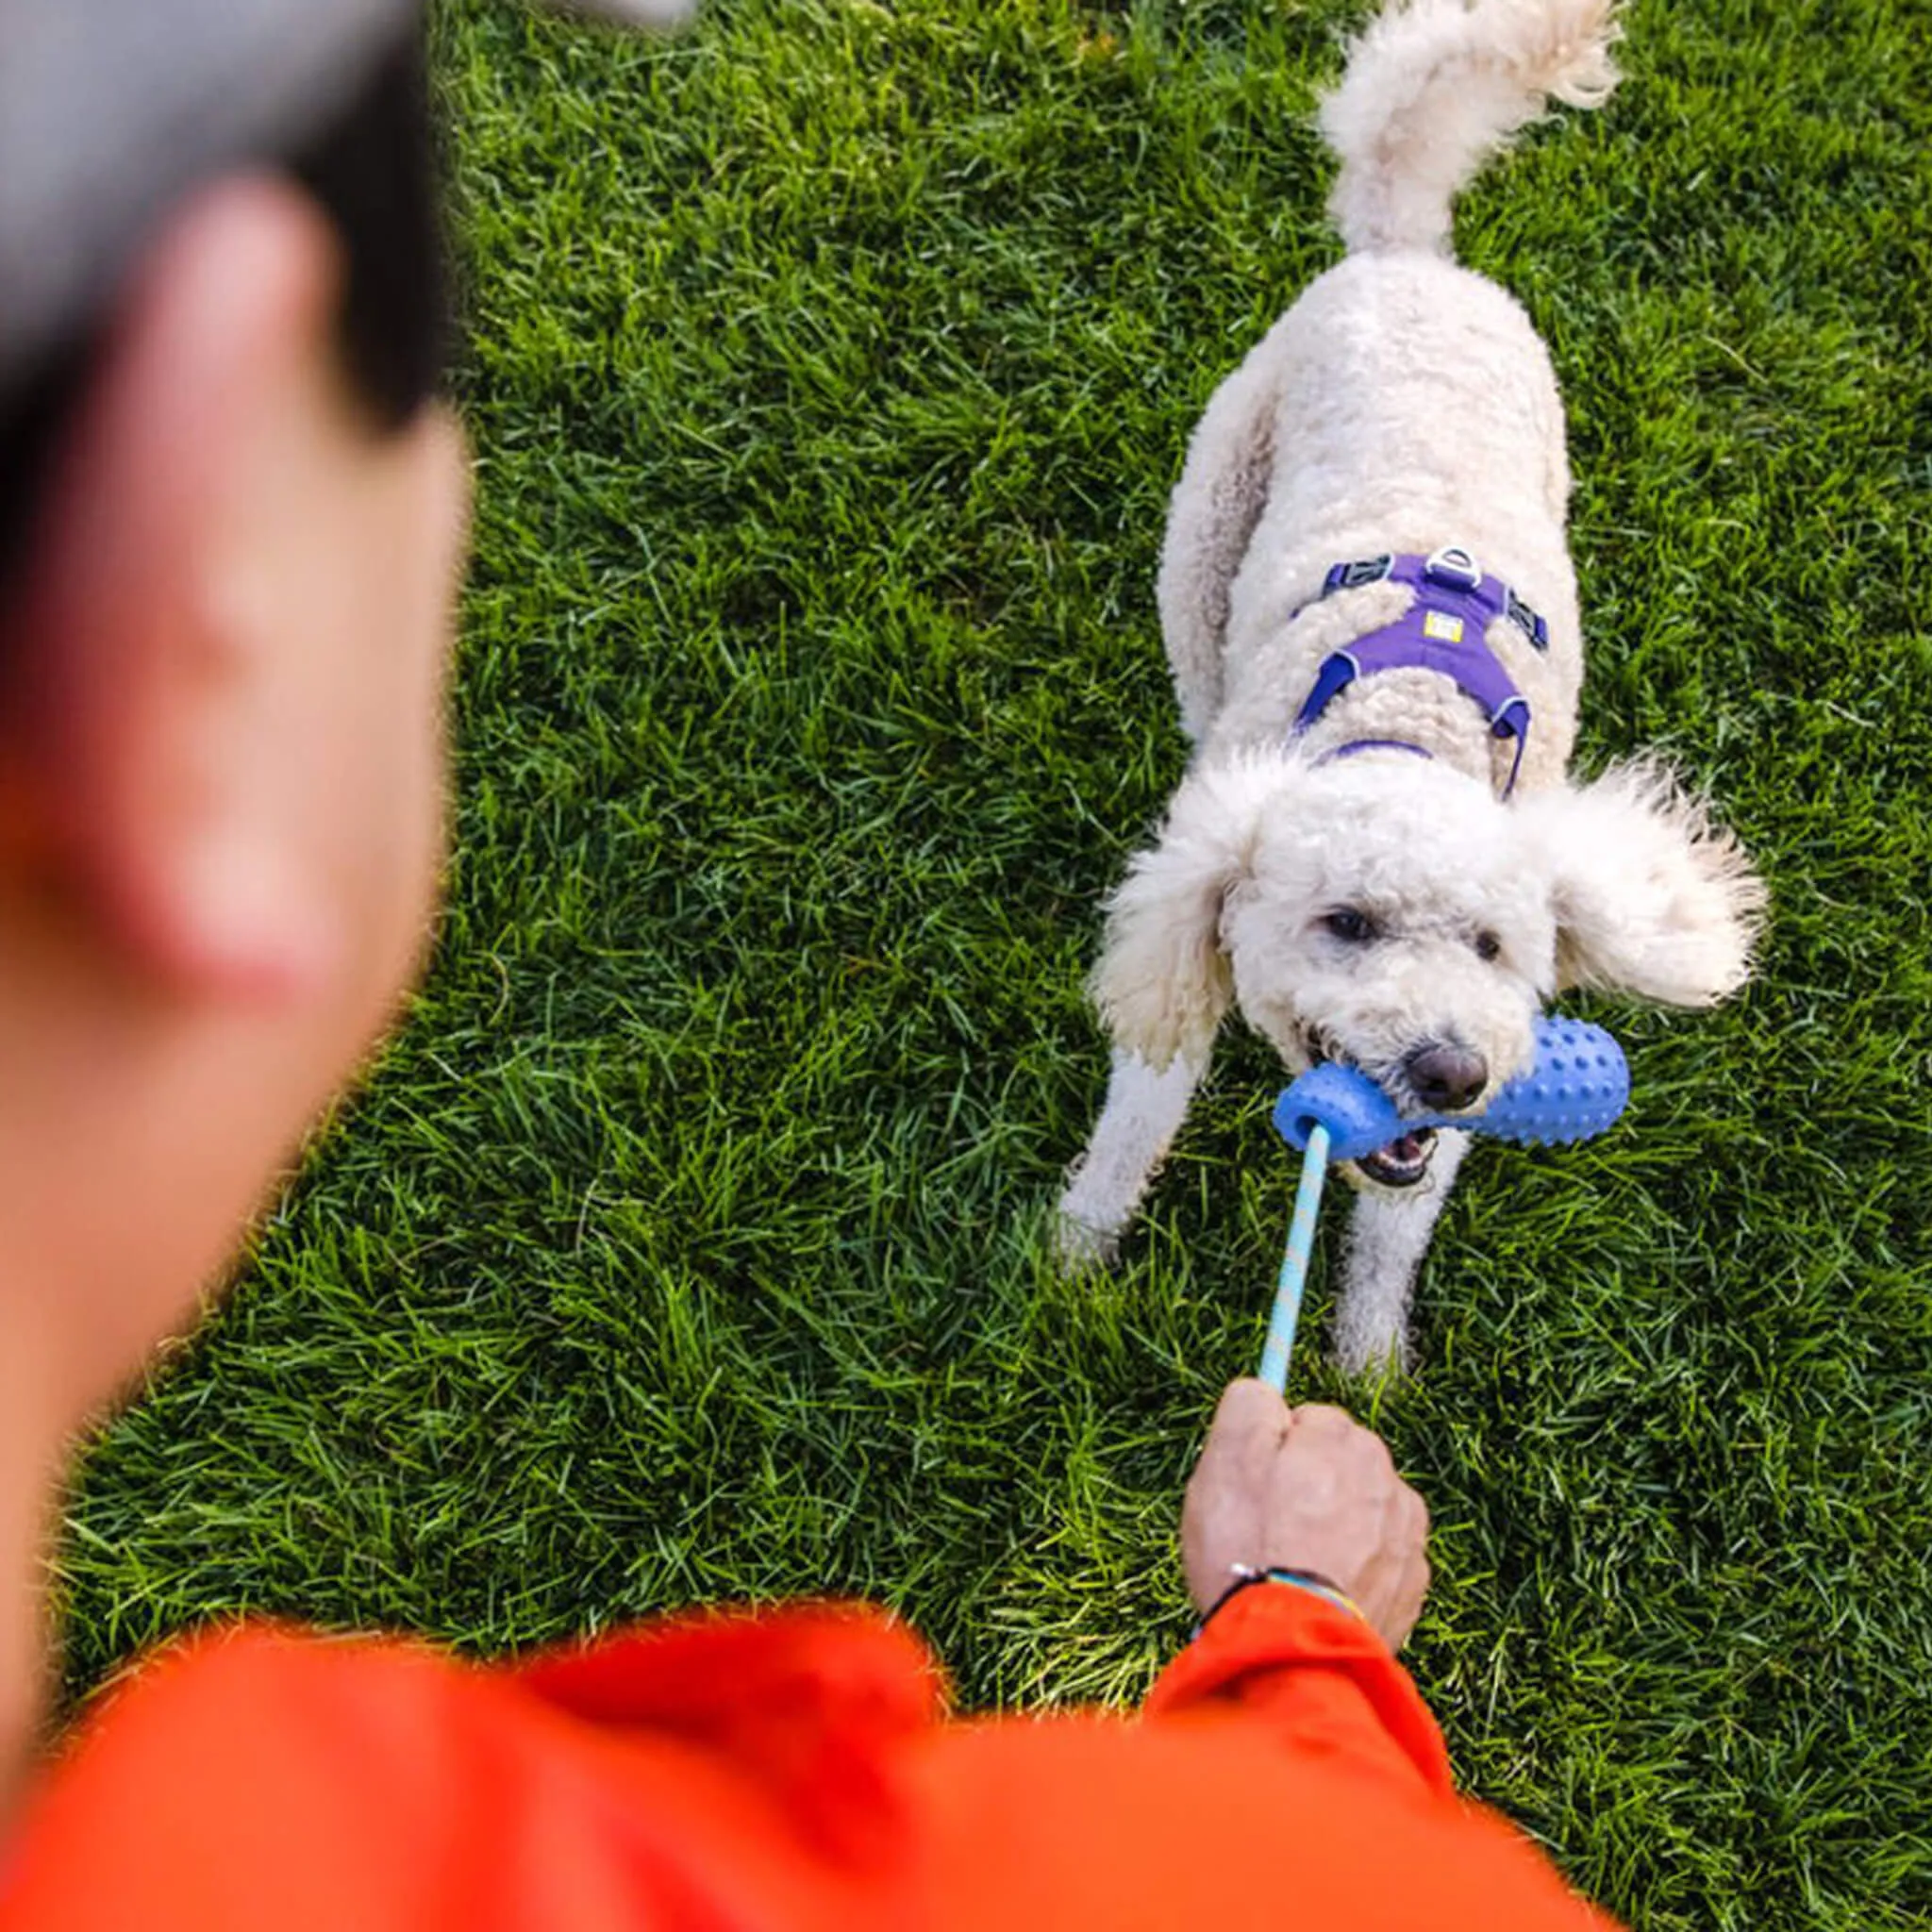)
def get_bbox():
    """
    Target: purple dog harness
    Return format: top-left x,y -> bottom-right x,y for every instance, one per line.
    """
1291,546 -> 1548,798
